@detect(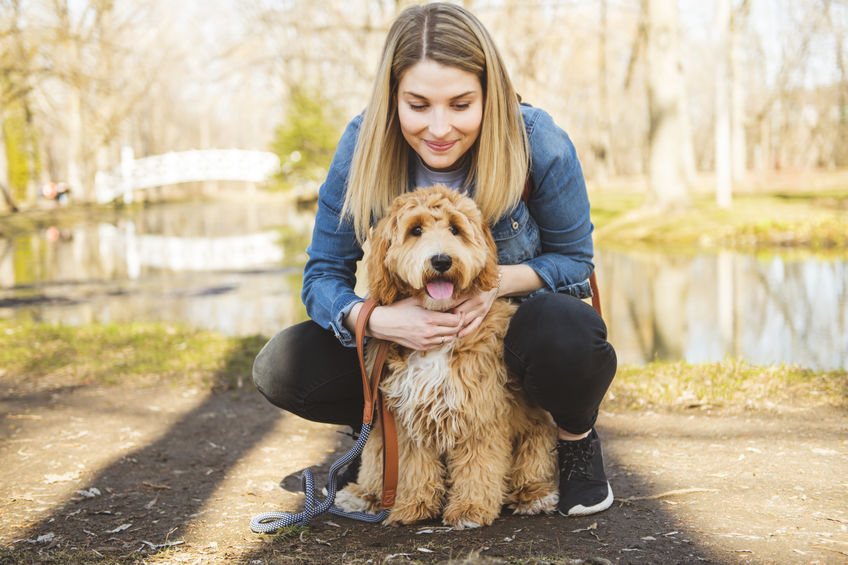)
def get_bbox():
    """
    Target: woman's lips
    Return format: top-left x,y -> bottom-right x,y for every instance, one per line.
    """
425,140 -> 457,152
